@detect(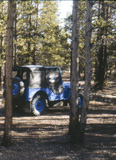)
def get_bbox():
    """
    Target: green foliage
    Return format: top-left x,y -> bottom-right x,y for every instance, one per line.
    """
0,1 -> 71,70
64,1 -> 87,74
64,1 -> 116,83
92,1 -> 116,89
1,1 -> 116,75
0,1 -> 7,66
36,1 -> 70,69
